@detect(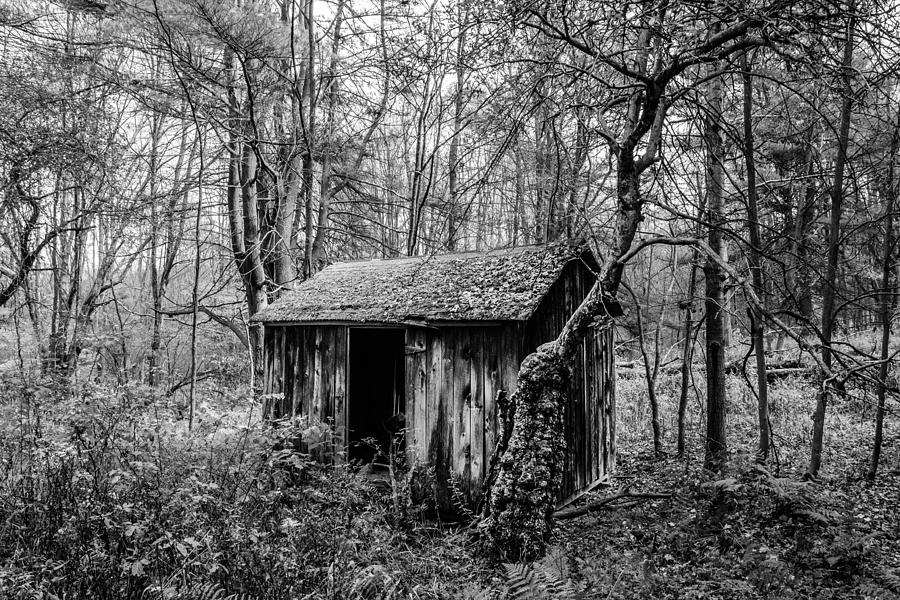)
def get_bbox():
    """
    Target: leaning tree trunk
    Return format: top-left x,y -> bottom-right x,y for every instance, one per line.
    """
482,141 -> 648,559
480,4 -> 774,558
484,345 -> 569,560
